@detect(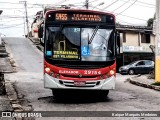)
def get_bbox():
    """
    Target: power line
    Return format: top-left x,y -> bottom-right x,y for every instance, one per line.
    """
119,0 -> 155,6
1,15 -> 34,18
0,2 -> 21,4
120,0 -> 155,8
0,0 -> 154,7
134,0 -> 155,6
52,0 -> 68,6
0,1 -> 43,5
118,14 -> 147,21
0,8 -> 24,9
115,0 -> 138,16
92,6 -> 147,21
102,0 -> 120,10
116,18 -> 139,25
0,19 -> 23,22
111,0 -> 131,12
0,0 -> 96,6
0,6 -> 43,9
89,0 -> 149,22
0,23 -> 24,29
